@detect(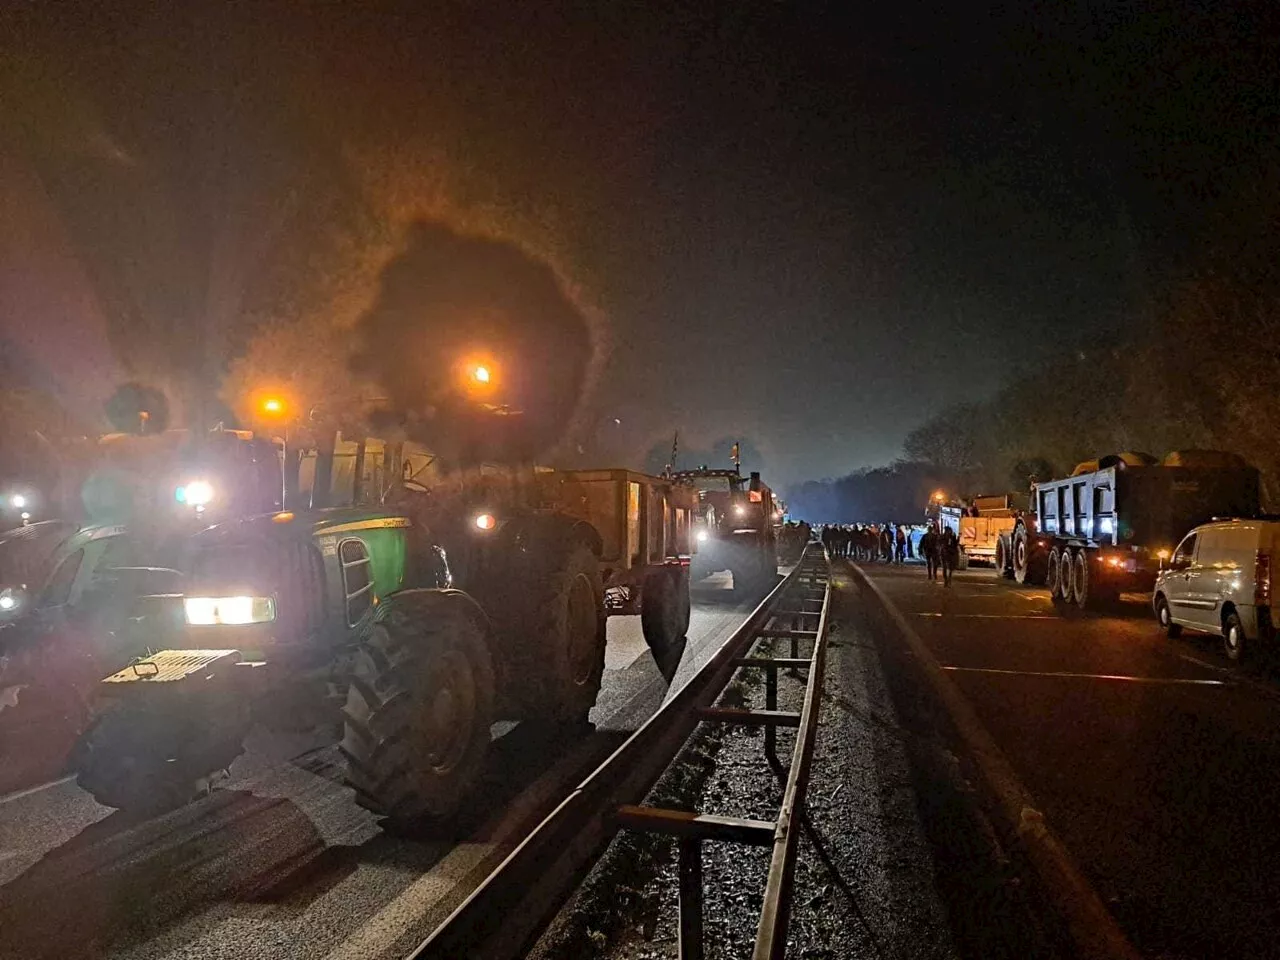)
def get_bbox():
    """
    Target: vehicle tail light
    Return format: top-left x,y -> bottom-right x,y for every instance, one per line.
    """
1255,552 -> 1271,606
